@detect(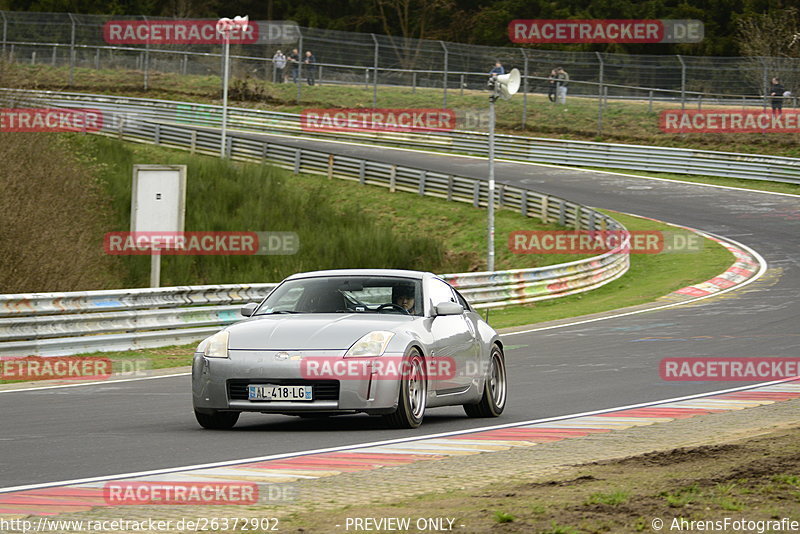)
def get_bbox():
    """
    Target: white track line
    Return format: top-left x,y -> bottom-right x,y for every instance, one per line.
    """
0,377 -> 795,495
